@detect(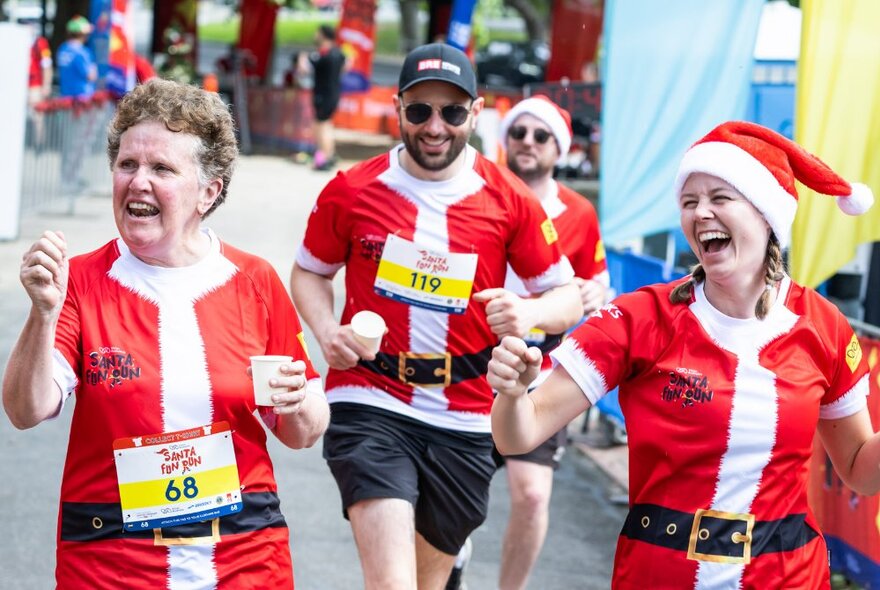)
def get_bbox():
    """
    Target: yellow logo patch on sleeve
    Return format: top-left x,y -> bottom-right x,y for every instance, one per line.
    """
541,219 -> 559,245
297,331 -> 312,361
845,333 -> 863,373
594,239 -> 606,263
